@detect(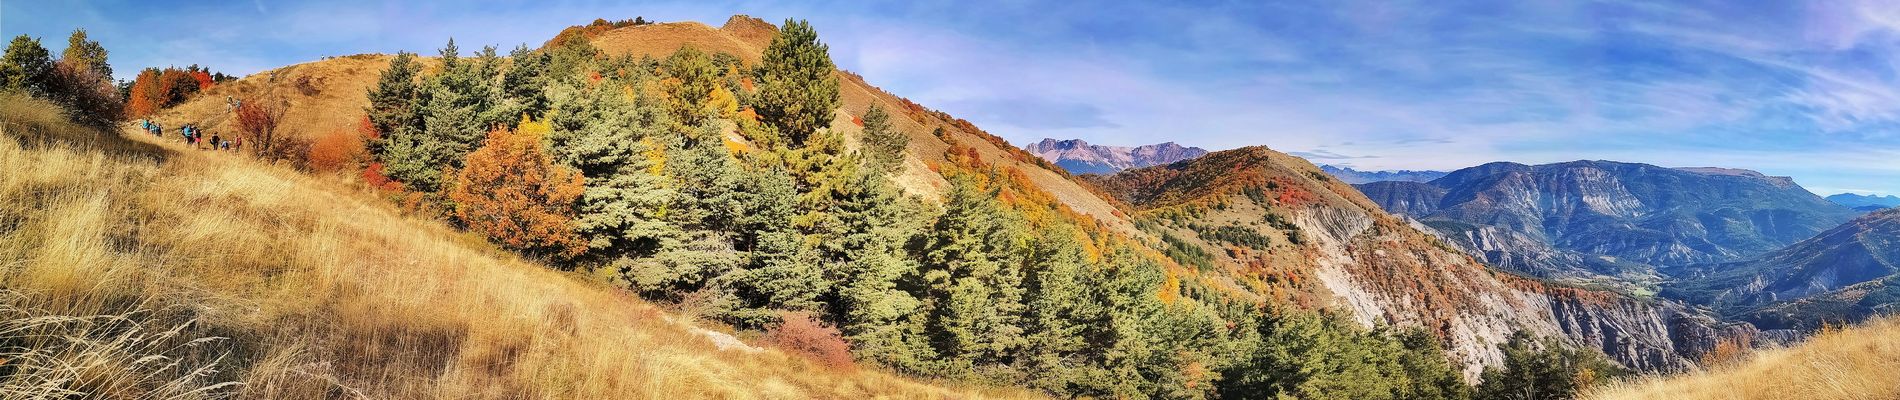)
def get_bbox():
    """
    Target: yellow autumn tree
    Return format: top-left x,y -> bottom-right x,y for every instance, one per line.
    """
448,119 -> 587,258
